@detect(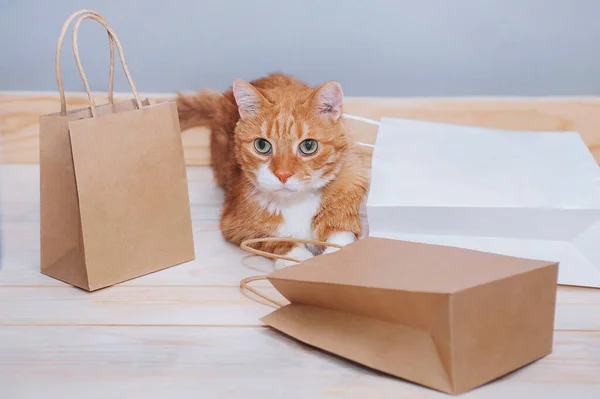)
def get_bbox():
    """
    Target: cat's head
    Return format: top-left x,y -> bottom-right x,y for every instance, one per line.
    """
232,79 -> 348,198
